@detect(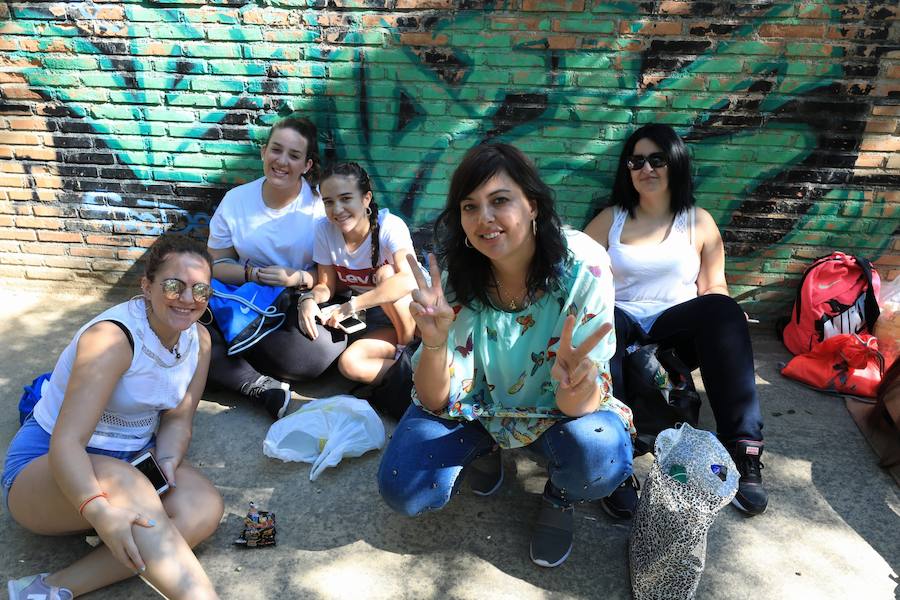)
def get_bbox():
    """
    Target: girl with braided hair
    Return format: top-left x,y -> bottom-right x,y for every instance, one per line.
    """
301,162 -> 419,385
